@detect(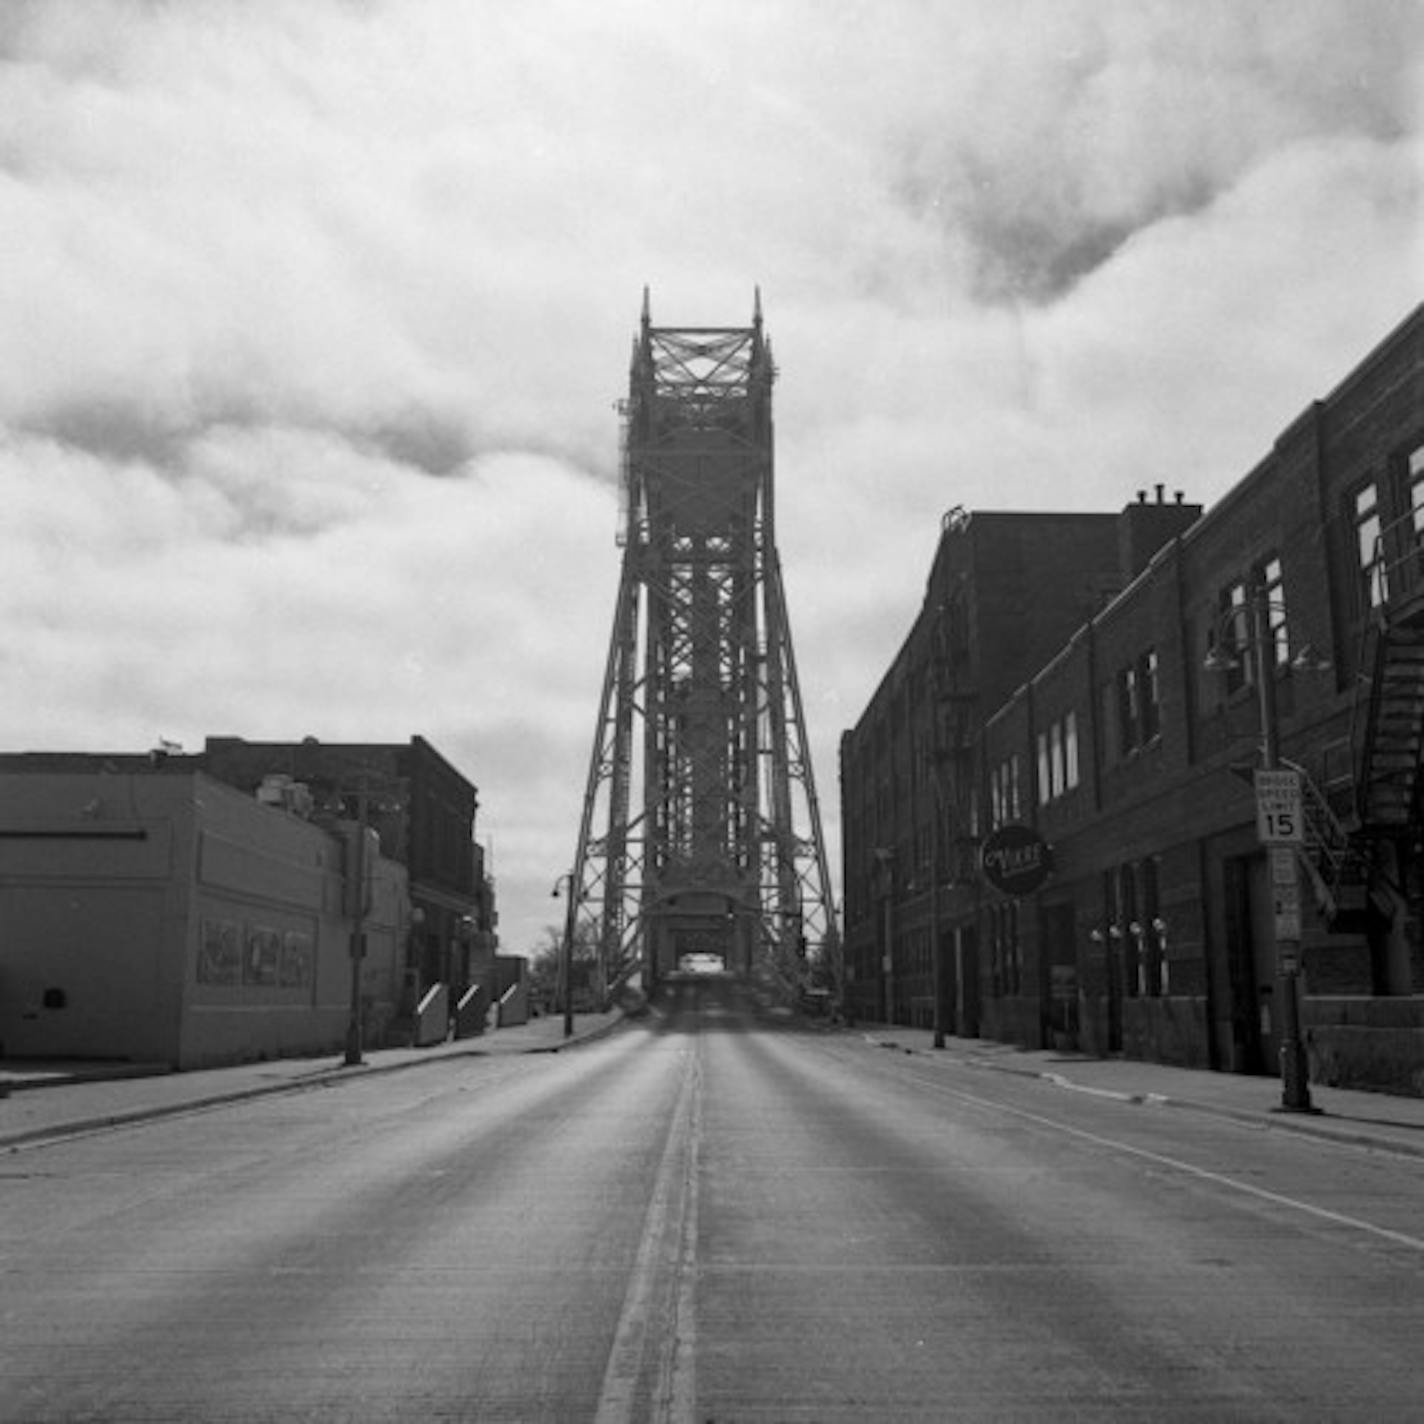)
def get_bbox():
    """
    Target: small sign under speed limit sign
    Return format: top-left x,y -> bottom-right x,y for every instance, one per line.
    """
1255,768 -> 1304,844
